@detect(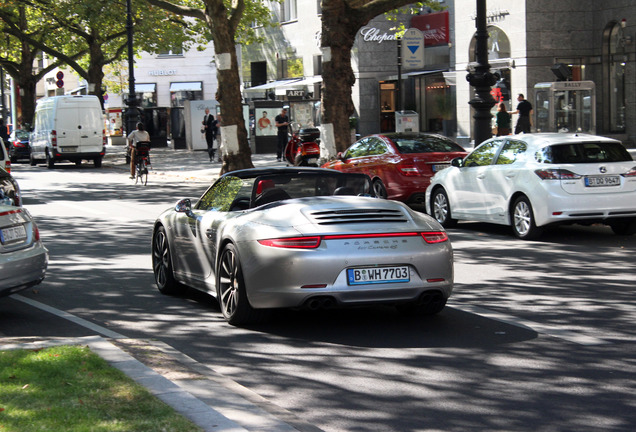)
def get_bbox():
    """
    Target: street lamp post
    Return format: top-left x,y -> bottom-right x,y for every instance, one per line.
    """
466,0 -> 497,146
125,0 -> 140,138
